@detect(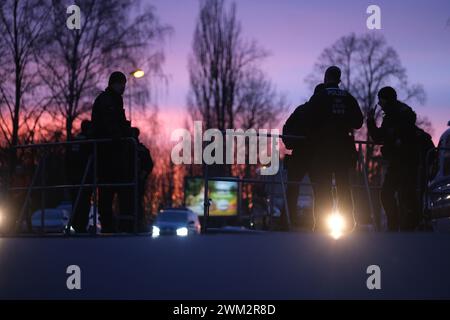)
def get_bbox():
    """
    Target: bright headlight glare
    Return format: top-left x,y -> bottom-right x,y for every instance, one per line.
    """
327,212 -> 345,239
176,227 -> 188,237
152,226 -> 160,237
